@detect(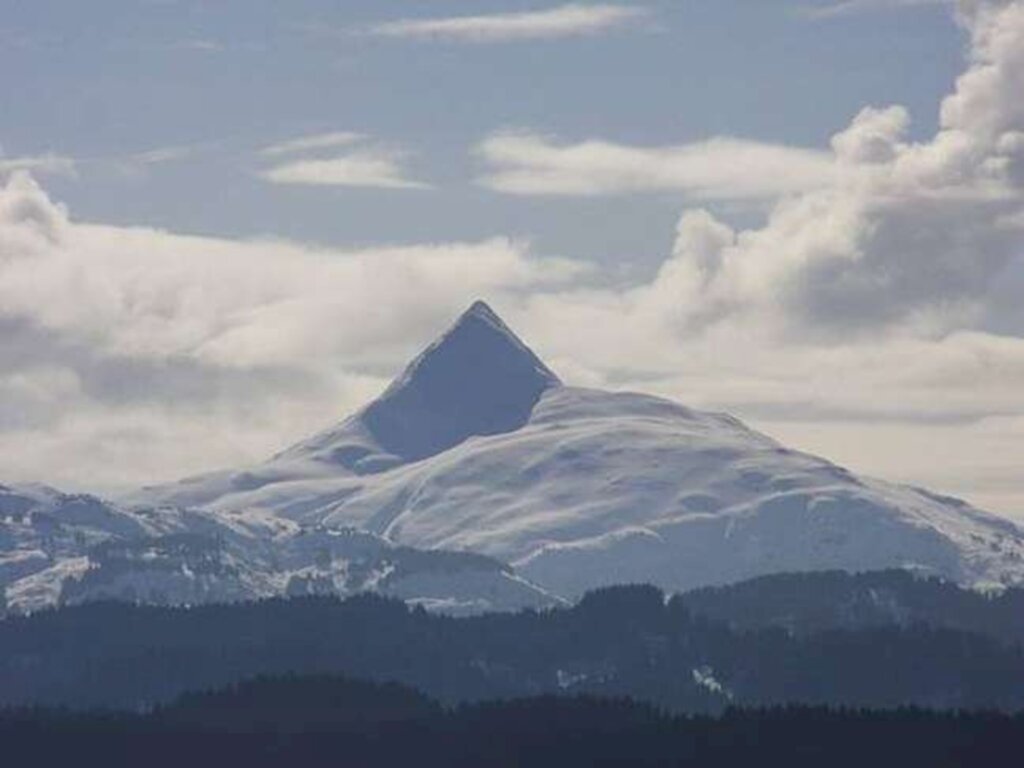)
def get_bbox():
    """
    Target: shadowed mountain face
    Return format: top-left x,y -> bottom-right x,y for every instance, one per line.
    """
359,301 -> 561,463
268,300 -> 562,475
